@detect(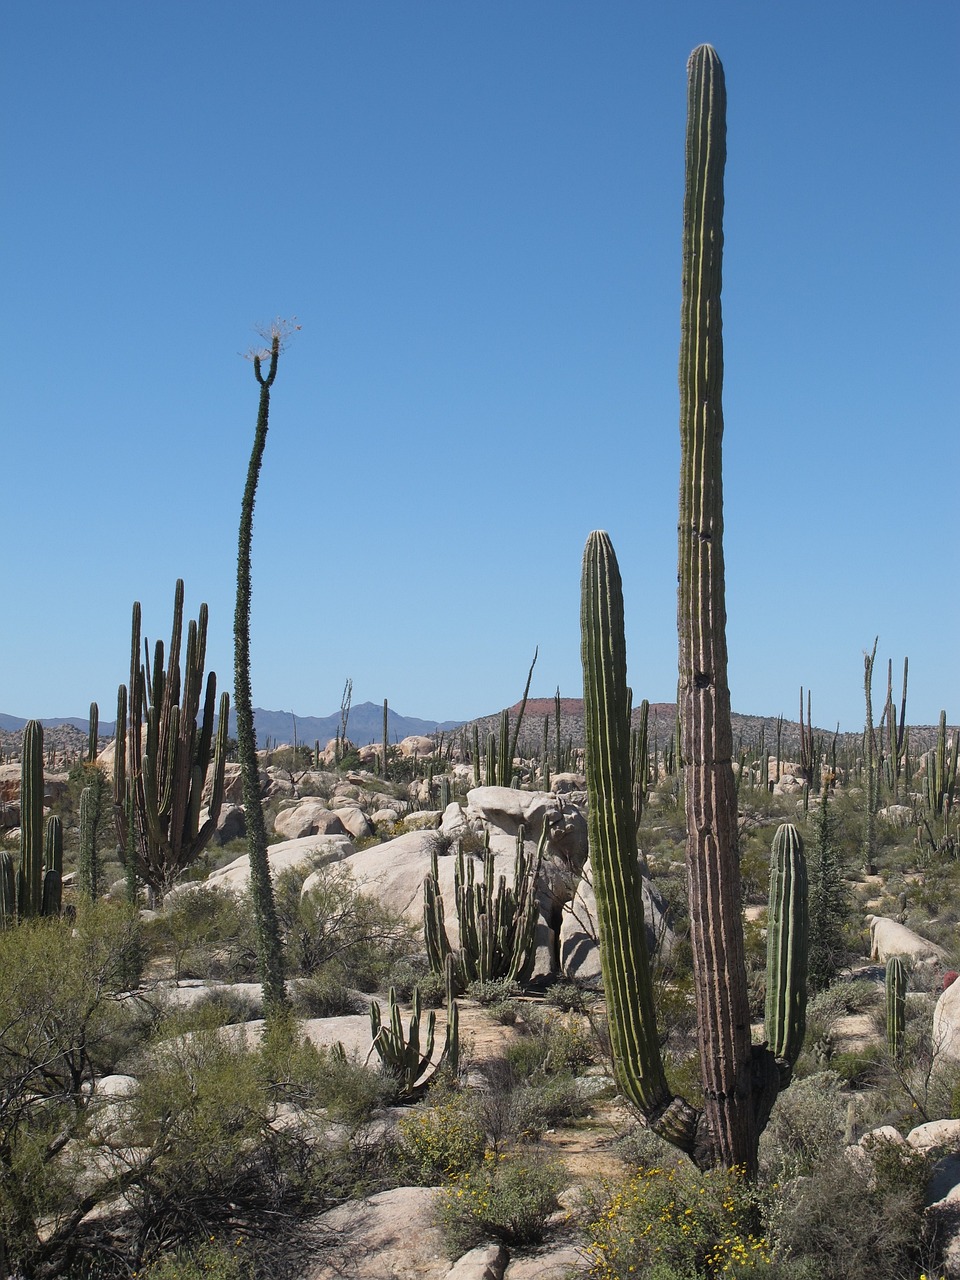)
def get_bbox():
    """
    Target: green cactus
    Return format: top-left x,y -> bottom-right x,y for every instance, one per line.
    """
885,955 -> 907,1058
0,850 -> 14,928
368,961 -> 459,1100
581,531 -> 700,1154
41,815 -> 63,918
423,825 -> 545,991
630,699 -> 650,829
114,583 -> 230,900
18,719 -> 45,918
87,701 -> 99,764
78,785 -> 100,901
764,824 -> 809,1080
